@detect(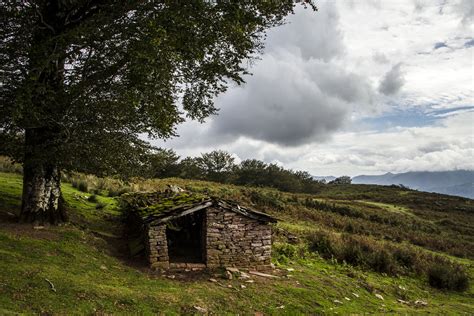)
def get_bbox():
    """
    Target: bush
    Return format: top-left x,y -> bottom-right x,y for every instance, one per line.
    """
428,263 -> 469,291
77,180 -> 88,193
340,242 -> 364,266
108,186 -> 131,197
307,231 -> 334,258
273,242 -> 312,265
393,248 -> 418,271
87,194 -> 98,203
72,179 -> 89,193
247,190 -> 284,210
369,249 -> 395,274
96,202 -> 107,210
0,156 -> 22,174
273,242 -> 299,264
